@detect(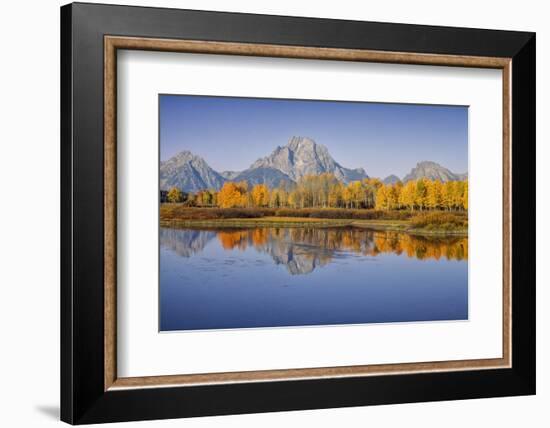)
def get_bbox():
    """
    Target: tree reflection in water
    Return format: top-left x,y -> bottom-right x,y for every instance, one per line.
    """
160,227 -> 467,275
